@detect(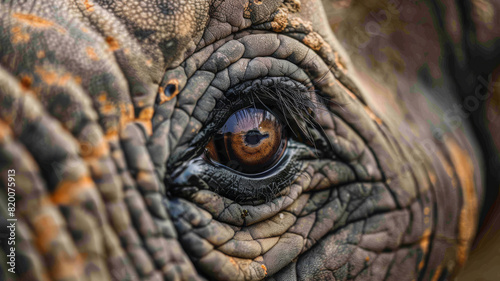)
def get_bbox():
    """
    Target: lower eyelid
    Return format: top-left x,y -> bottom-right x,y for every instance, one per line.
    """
169,140 -> 311,203
172,78 -> 319,166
